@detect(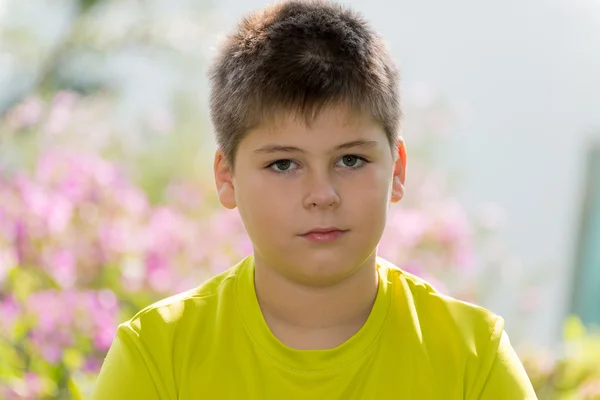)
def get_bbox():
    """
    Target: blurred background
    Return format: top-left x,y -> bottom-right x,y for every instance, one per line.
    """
0,0 -> 599,398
